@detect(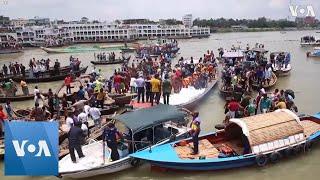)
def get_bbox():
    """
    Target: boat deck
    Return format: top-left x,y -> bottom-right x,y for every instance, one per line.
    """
301,120 -> 320,137
175,139 -> 220,159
